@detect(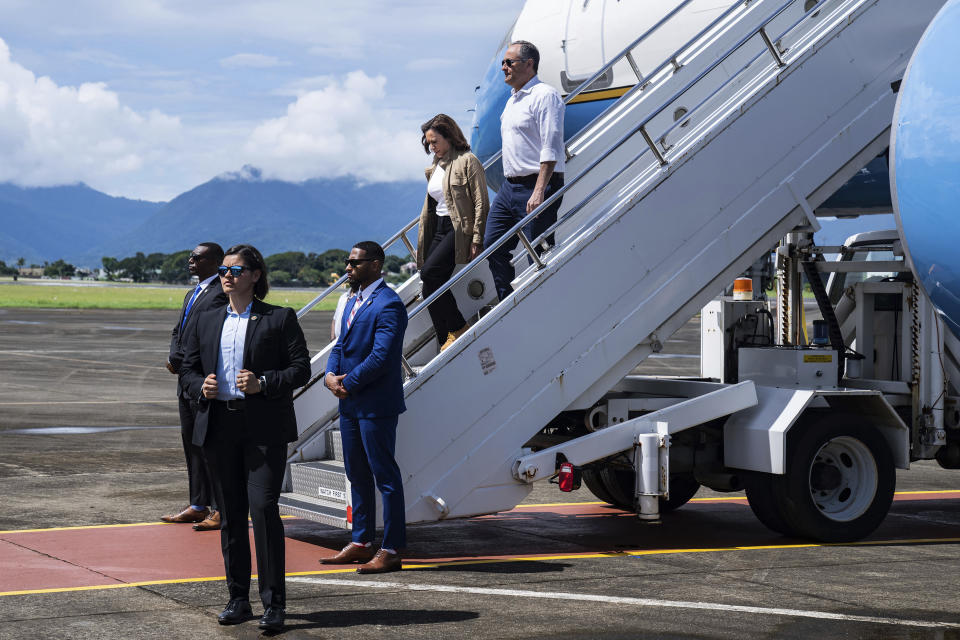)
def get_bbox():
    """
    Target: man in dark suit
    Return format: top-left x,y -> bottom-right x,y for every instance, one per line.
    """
320,240 -> 408,574
163,242 -> 228,529
180,244 -> 309,632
